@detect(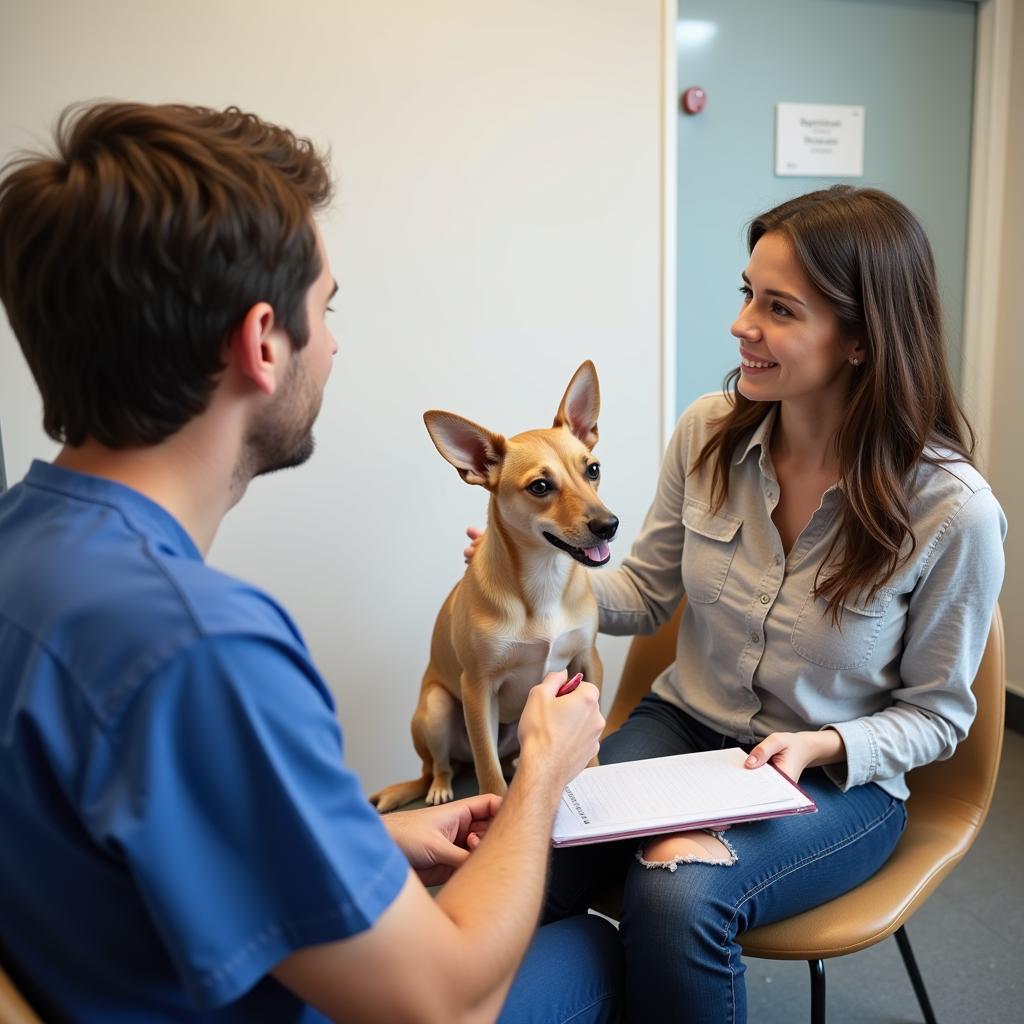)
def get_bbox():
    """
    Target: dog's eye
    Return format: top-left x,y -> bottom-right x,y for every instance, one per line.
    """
586,463 -> 601,480
527,479 -> 552,497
